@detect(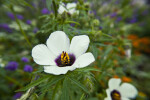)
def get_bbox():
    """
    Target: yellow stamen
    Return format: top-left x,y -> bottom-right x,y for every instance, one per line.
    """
113,92 -> 121,100
61,51 -> 70,65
